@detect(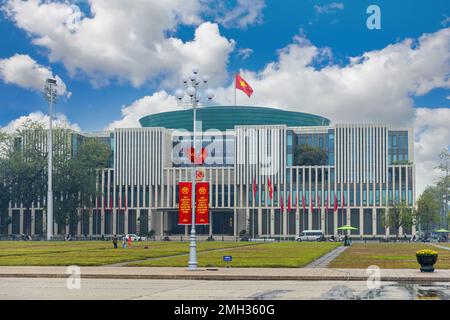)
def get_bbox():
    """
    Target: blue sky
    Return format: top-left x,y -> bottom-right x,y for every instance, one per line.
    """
0,0 -> 448,131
